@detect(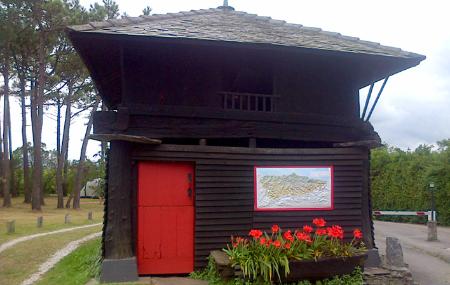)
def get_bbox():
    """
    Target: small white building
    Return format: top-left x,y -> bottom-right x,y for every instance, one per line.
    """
81,178 -> 103,198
